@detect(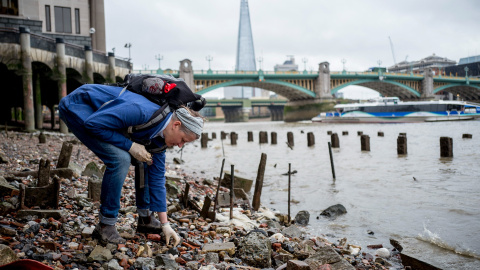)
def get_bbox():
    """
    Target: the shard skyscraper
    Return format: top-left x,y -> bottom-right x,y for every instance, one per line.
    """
235,0 -> 256,71
225,0 -> 259,98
